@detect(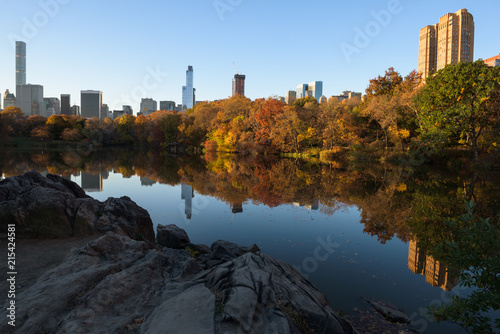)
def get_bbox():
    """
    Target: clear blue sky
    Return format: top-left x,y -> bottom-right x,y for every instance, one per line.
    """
1,0 -> 499,113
